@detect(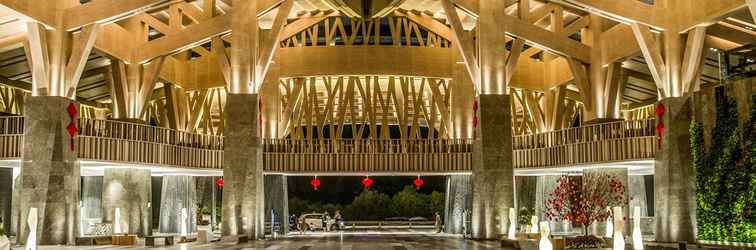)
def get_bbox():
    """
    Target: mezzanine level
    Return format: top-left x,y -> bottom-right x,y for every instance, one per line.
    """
0,117 -> 657,172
